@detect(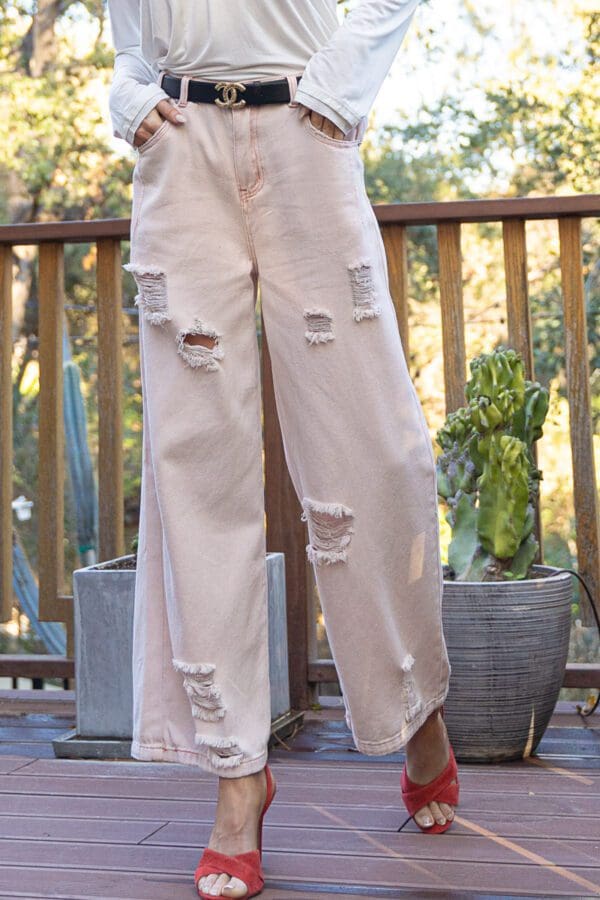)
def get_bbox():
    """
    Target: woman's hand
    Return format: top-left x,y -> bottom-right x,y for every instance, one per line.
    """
134,99 -> 186,148
297,104 -> 346,140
